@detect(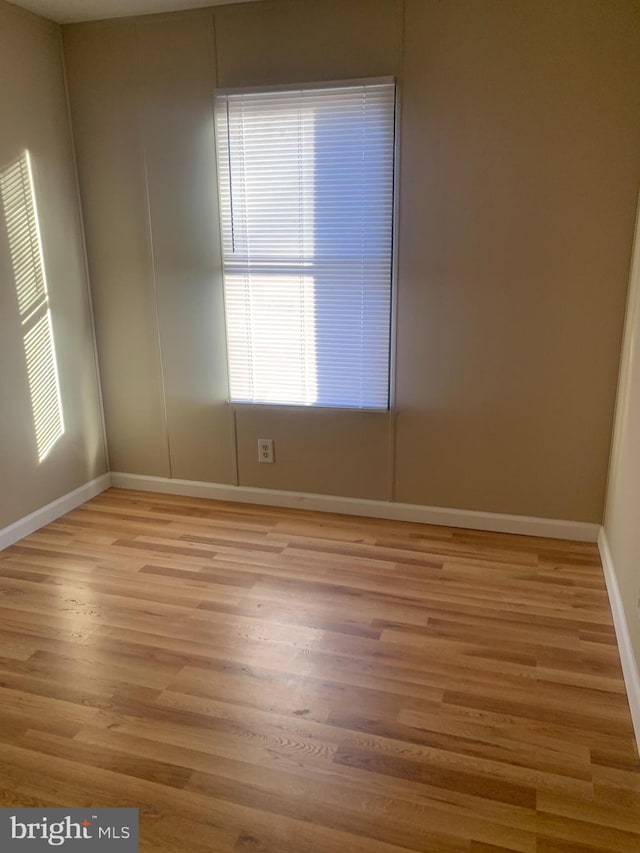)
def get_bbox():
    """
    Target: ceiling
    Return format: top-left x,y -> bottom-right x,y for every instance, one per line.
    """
9,0 -> 258,24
